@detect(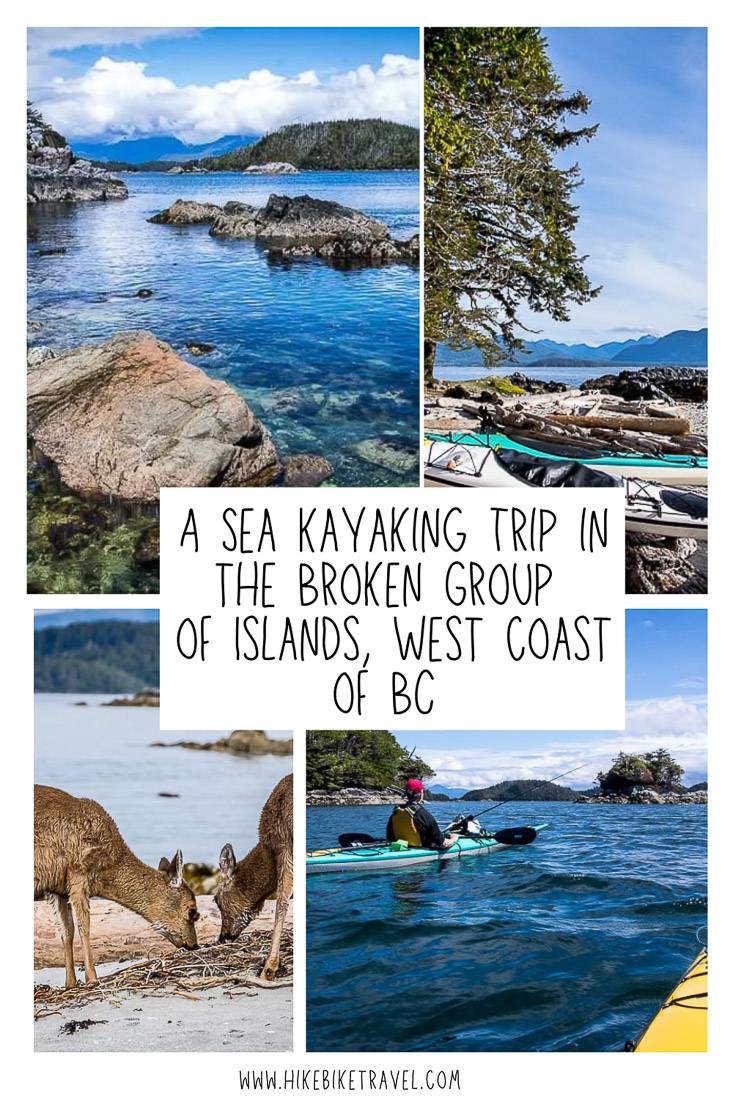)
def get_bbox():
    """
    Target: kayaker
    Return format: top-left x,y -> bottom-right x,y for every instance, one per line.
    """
386,779 -> 459,850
